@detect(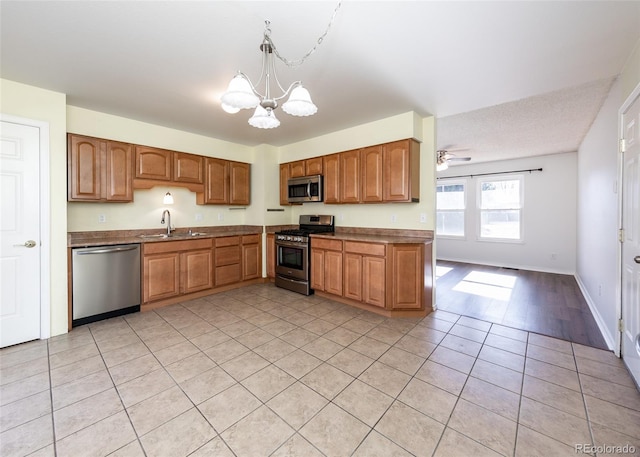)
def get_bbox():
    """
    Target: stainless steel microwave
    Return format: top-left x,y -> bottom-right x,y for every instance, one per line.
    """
287,175 -> 323,203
